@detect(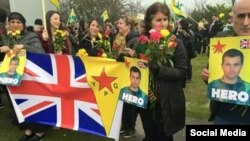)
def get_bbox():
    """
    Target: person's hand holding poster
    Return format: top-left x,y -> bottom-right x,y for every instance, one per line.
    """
0,49 -> 26,86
